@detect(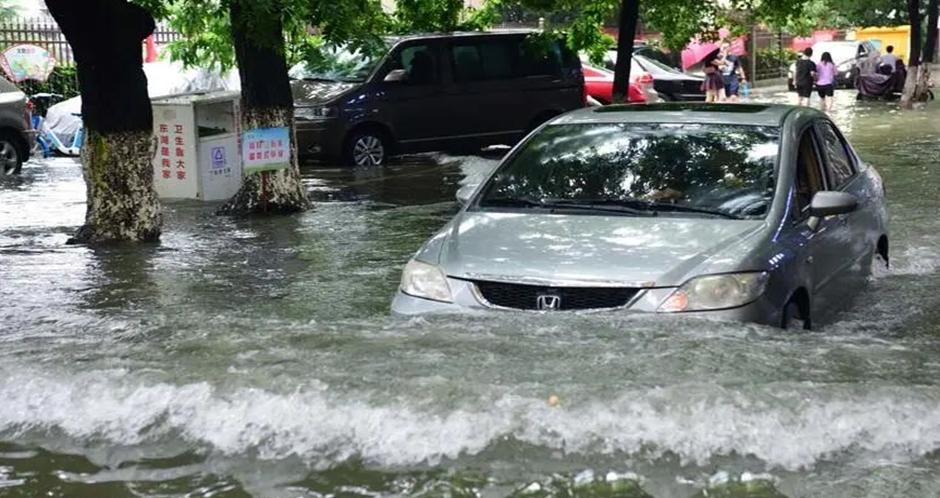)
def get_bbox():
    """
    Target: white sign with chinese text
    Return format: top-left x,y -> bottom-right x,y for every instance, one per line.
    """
152,105 -> 199,199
